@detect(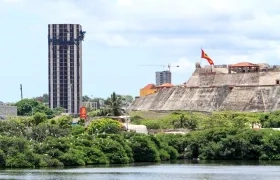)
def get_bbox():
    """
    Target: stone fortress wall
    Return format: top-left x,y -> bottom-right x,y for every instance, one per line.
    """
129,64 -> 280,112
